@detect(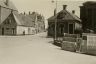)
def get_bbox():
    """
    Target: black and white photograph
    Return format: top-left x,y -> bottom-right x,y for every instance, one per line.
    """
0,0 -> 96,64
